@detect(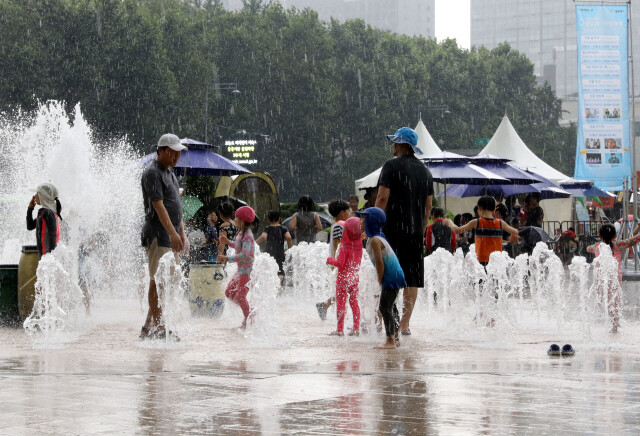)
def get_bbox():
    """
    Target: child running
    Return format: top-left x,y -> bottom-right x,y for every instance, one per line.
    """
218,206 -> 256,329
256,210 -> 292,283
326,216 -> 363,336
587,223 -> 640,333
356,207 -> 406,349
445,196 -> 519,267
316,200 -> 351,320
